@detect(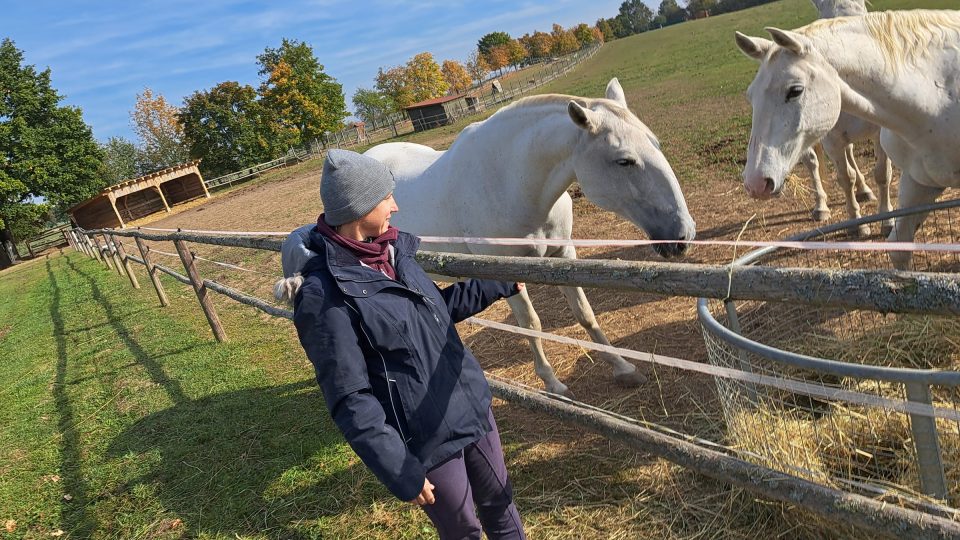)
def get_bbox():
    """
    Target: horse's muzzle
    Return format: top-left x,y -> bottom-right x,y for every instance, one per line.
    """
654,241 -> 689,258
